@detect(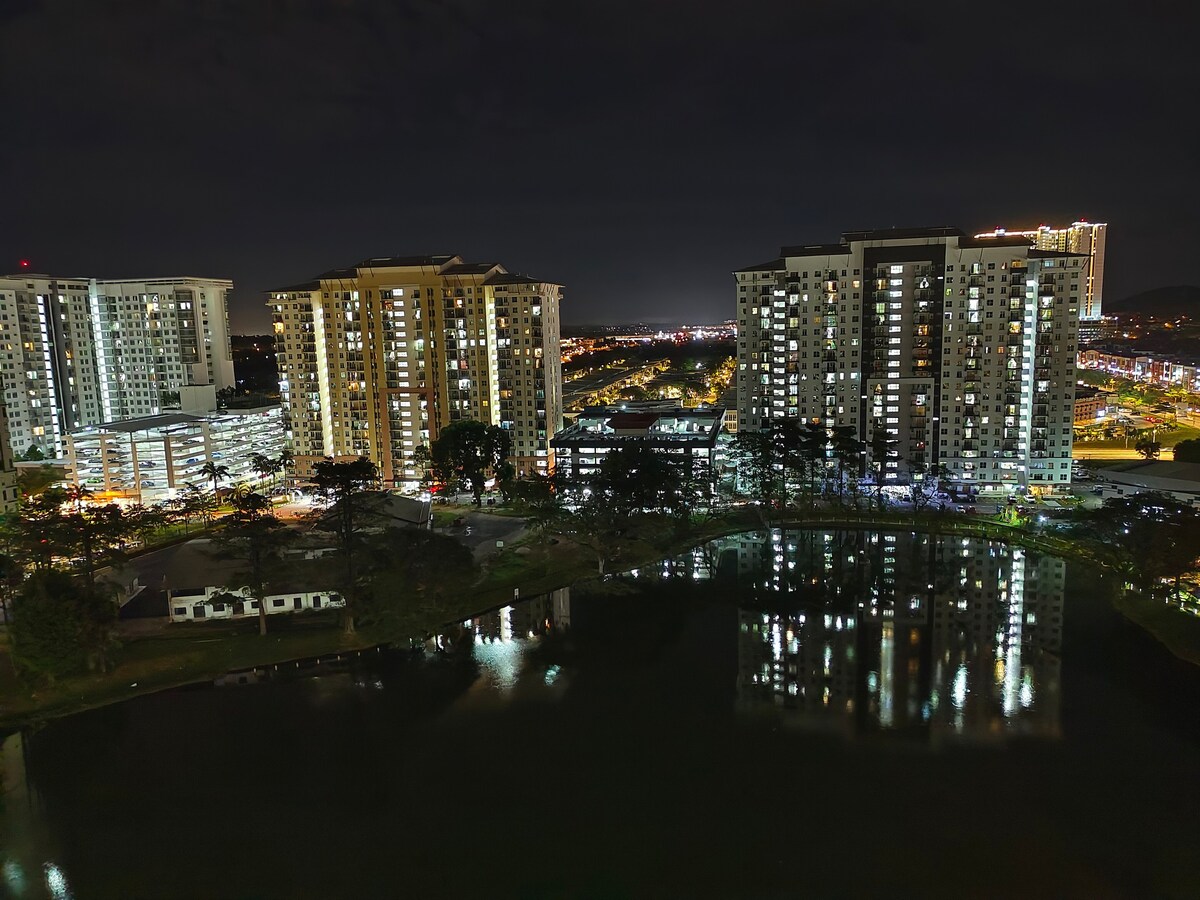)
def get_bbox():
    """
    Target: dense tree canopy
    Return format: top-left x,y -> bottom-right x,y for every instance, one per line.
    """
10,569 -> 118,681
213,490 -> 292,636
430,420 -> 511,506
308,456 -> 383,633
